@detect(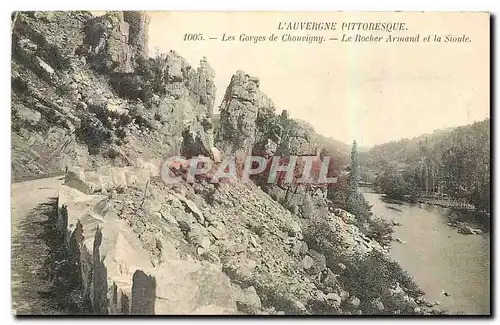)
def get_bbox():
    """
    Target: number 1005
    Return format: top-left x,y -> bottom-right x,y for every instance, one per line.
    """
183,33 -> 204,41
